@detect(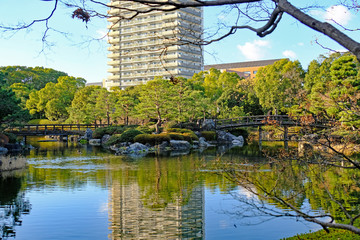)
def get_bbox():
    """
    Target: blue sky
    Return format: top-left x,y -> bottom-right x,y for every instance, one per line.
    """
0,1 -> 359,83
